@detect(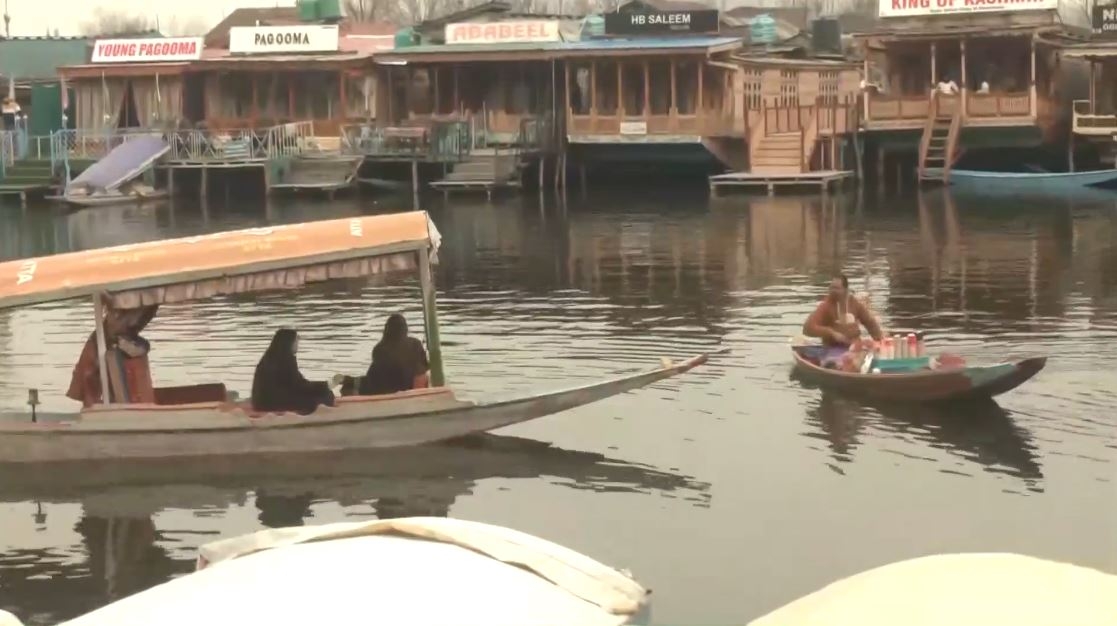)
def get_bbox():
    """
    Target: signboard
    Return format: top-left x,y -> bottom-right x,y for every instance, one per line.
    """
91,37 -> 203,63
878,0 -> 1058,18
229,25 -> 340,54
1093,5 -> 1117,38
620,121 -> 647,135
444,21 -> 561,45
604,10 -> 719,35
